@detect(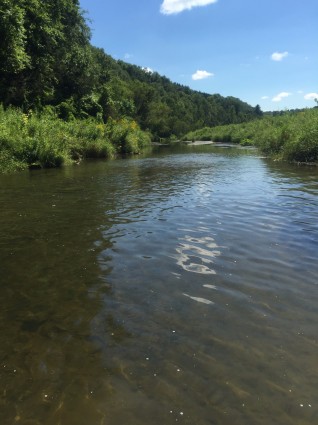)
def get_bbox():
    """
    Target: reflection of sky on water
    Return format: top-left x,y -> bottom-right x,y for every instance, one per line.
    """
175,232 -> 221,275
183,293 -> 215,305
1,145 -> 318,425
